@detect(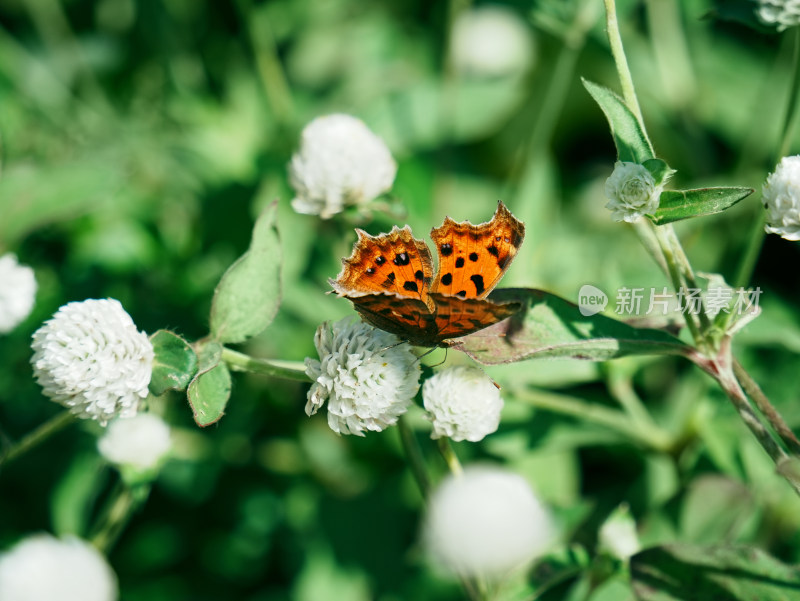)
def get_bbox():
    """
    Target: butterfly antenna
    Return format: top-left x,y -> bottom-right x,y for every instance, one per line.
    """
472,361 -> 501,389
424,346 -> 448,367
